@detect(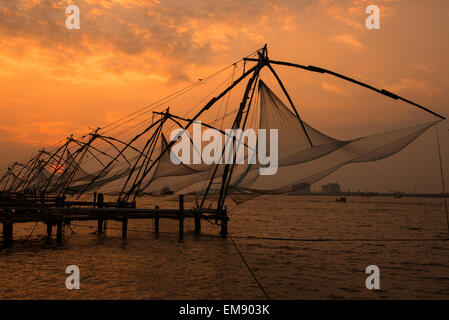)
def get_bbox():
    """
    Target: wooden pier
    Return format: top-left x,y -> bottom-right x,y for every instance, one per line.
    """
0,192 -> 229,246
